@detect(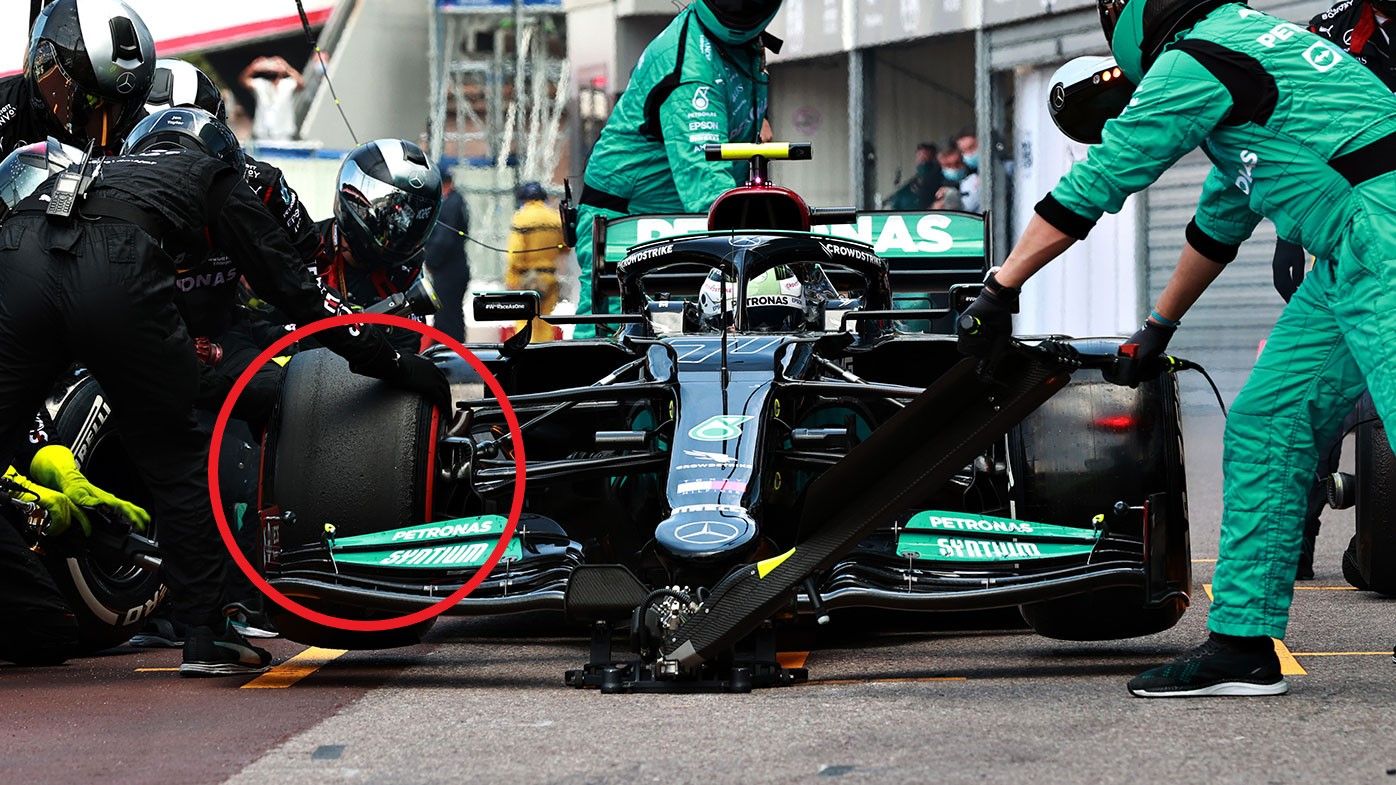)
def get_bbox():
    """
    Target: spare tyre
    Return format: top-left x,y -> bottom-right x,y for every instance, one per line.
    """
261,348 -> 440,648
1013,342 -> 1190,641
